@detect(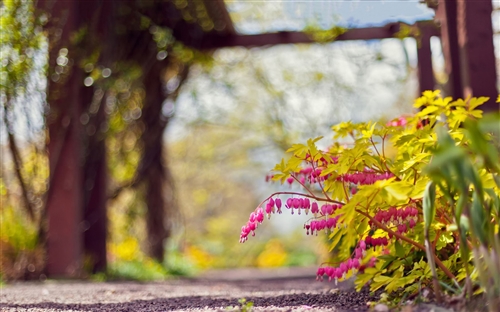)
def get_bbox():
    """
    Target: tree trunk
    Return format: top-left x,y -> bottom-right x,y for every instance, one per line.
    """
81,0 -> 114,274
